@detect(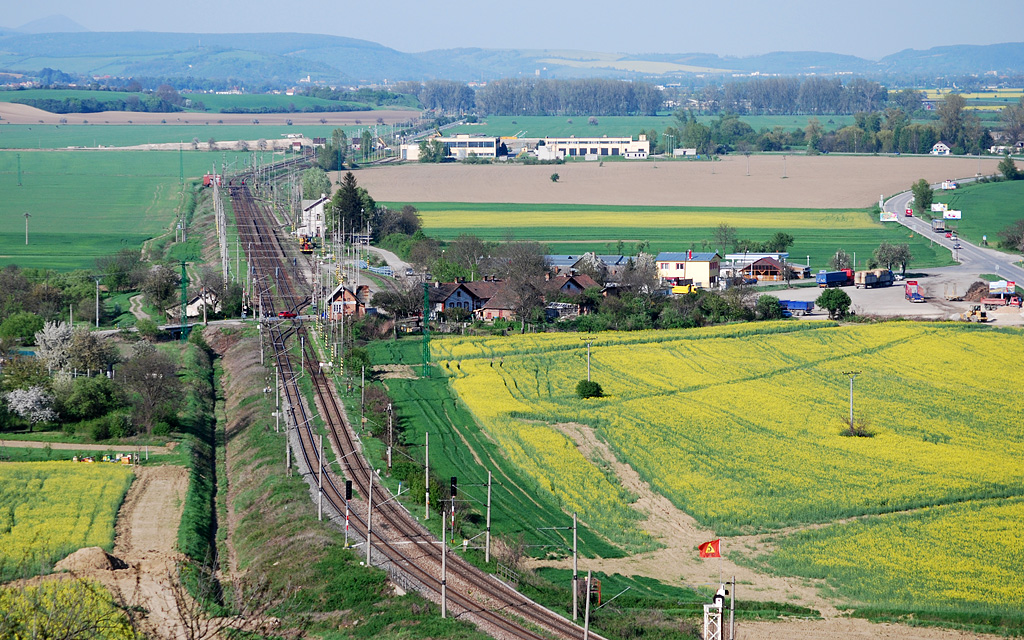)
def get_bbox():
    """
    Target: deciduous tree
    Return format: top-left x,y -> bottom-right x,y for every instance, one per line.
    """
828,250 -> 852,271
911,178 -> 933,213
5,386 -> 56,429
34,321 -> 73,372
118,349 -> 181,434
816,288 -> 852,319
